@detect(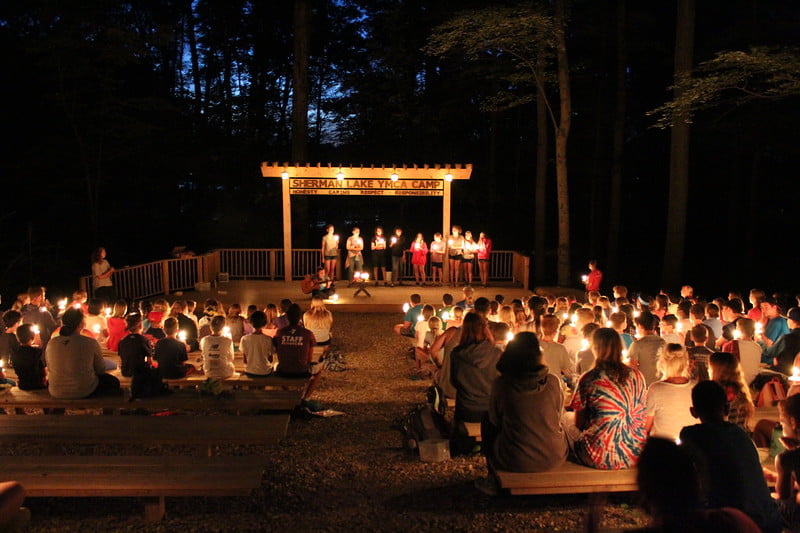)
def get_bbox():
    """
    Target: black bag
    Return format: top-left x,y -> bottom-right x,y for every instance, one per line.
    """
398,403 -> 449,453
131,365 -> 170,399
